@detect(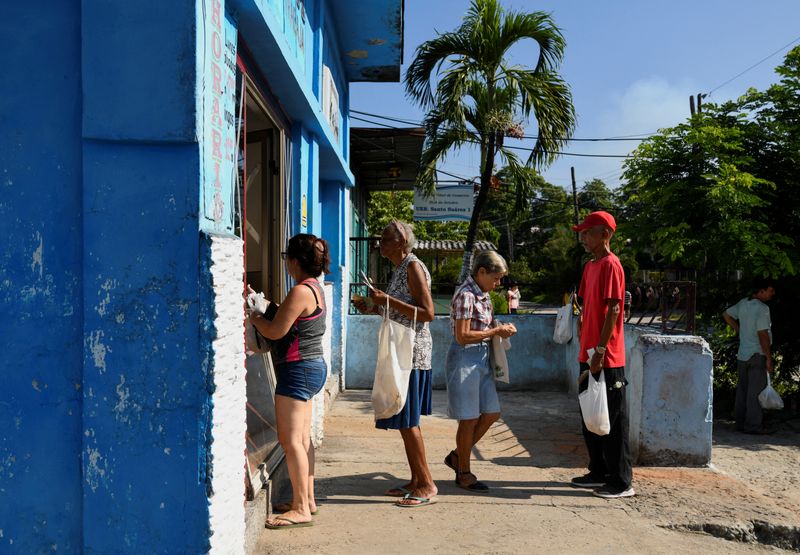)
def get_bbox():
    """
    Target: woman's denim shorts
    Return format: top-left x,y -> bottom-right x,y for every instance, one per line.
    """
444,341 -> 500,420
275,358 -> 327,401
